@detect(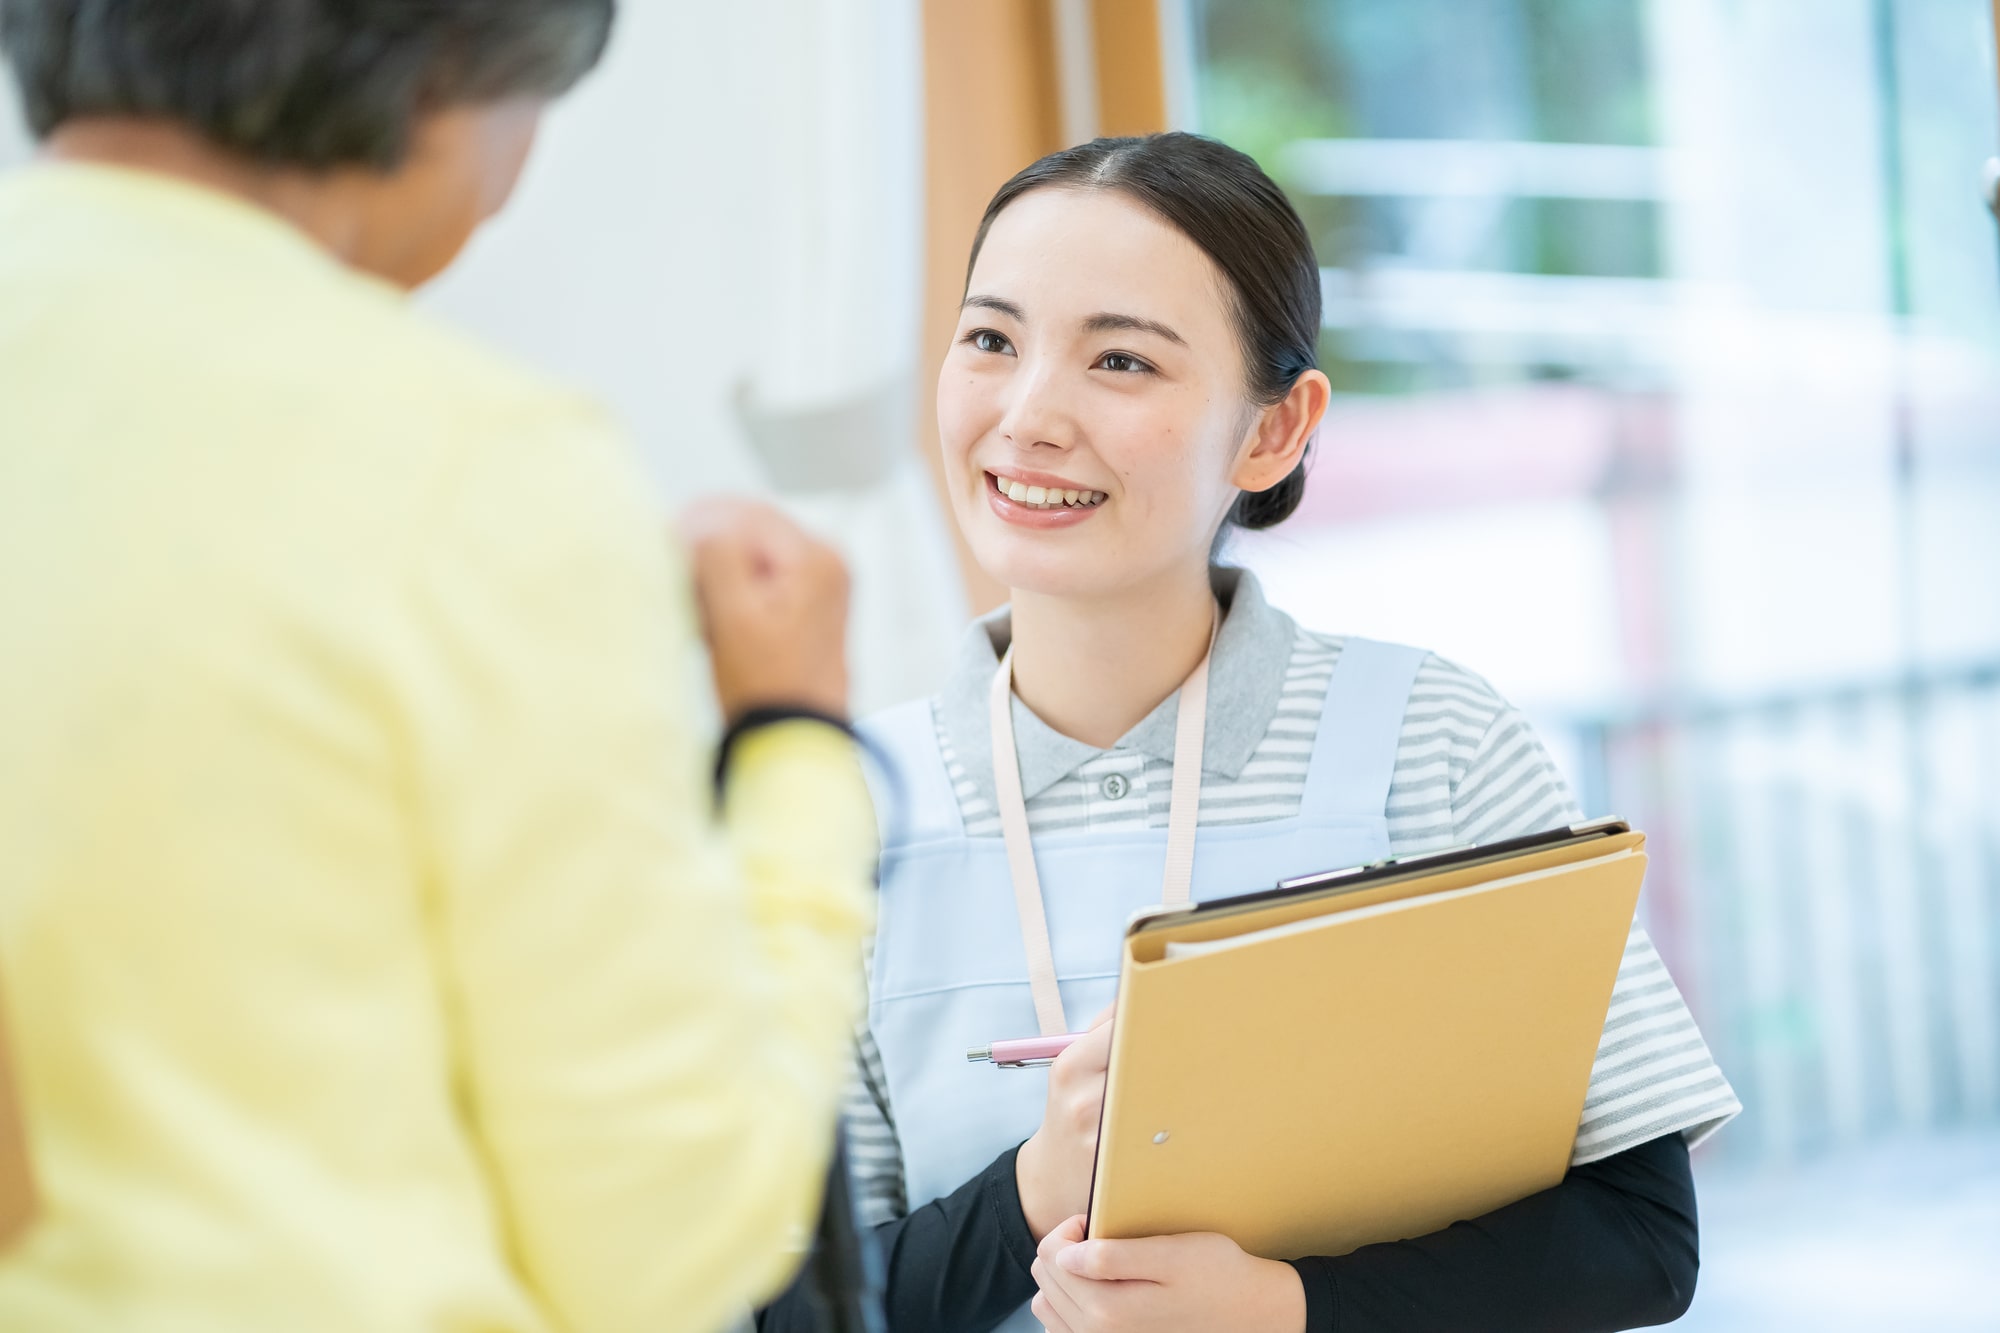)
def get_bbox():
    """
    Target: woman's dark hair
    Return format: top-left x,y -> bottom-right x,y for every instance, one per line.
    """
0,0 -> 615,169
966,132 -> 1322,532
